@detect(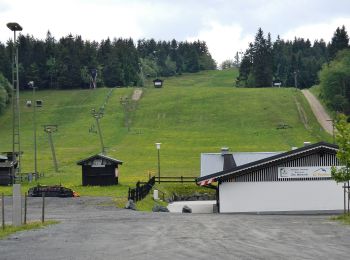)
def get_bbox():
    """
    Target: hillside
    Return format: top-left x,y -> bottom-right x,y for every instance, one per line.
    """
0,69 -> 331,196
